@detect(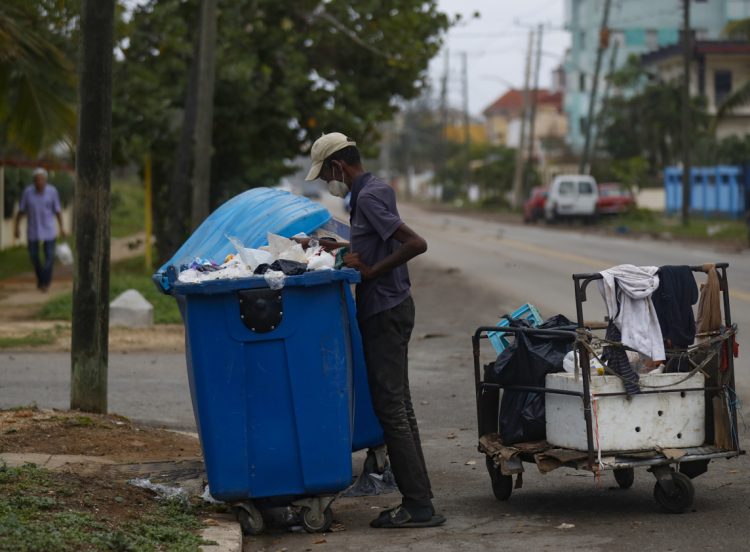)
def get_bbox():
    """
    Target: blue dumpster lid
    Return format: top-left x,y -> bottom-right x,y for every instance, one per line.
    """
171,267 -> 361,296
154,188 -> 333,293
